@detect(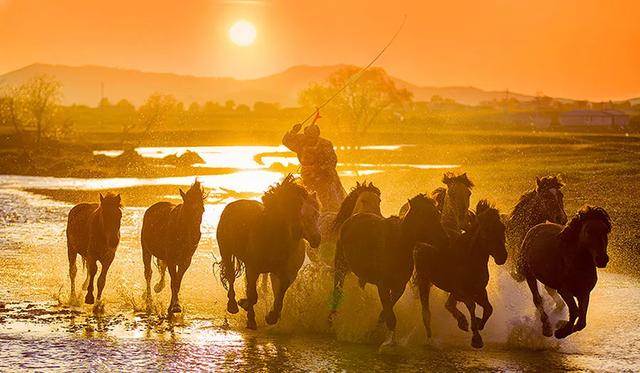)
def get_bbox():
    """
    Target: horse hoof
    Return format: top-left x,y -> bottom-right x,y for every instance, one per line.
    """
85,294 -> 95,305
227,300 -> 239,314
154,282 -> 165,293
238,299 -> 250,311
93,302 -> 105,314
554,325 -> 572,339
457,317 -> 469,332
265,311 -> 279,325
542,322 -> 554,337
172,304 -> 183,314
246,319 -> 257,330
471,334 -> 484,349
